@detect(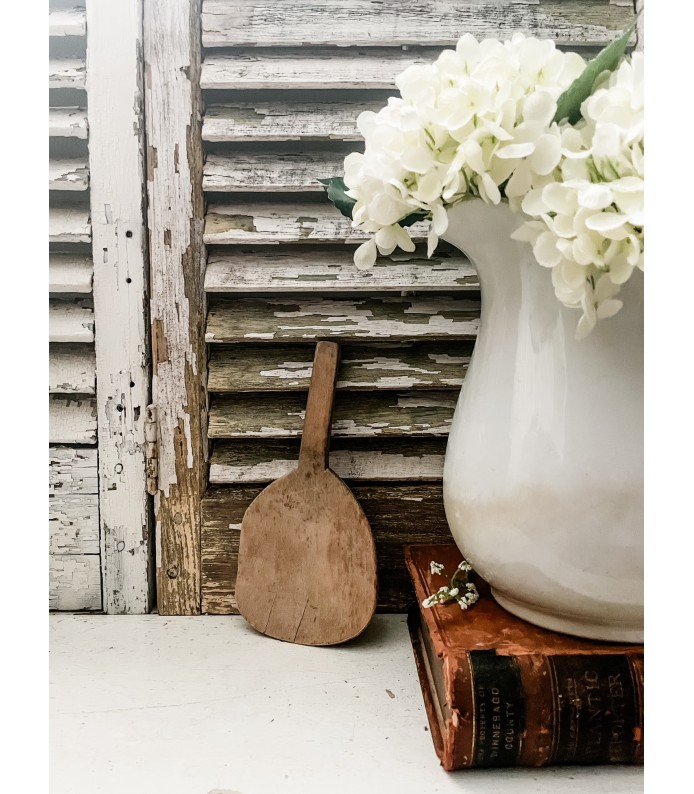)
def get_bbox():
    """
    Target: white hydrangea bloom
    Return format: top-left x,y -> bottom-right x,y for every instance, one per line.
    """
347,34 -> 586,269
513,53 -> 644,337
